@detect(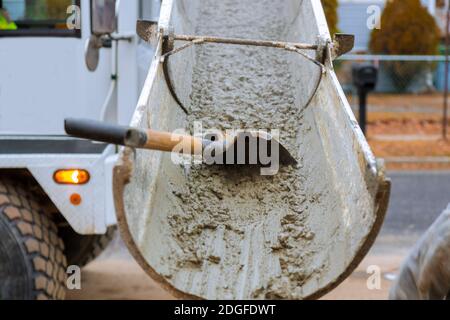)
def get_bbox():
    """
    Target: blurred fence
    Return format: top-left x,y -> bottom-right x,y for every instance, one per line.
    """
335,54 -> 449,139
